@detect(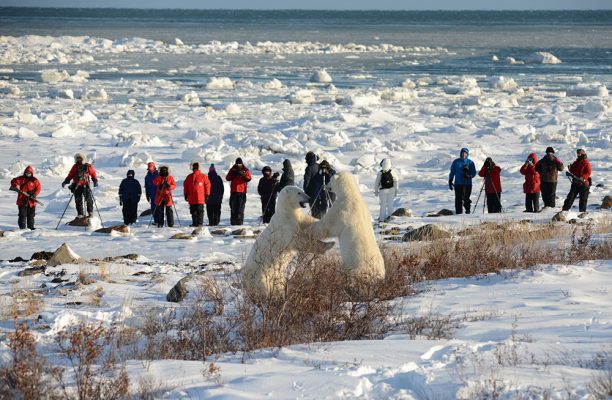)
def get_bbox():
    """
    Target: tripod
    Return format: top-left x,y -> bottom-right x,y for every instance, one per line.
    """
474,171 -> 503,214
311,174 -> 334,218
